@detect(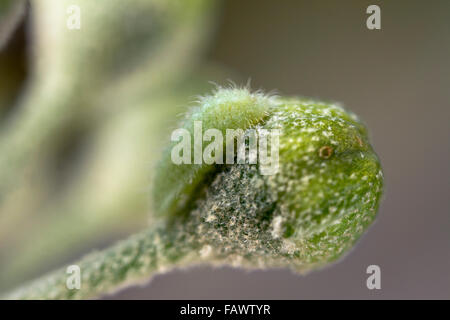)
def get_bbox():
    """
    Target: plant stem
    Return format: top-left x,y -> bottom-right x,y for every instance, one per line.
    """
4,222 -> 198,300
